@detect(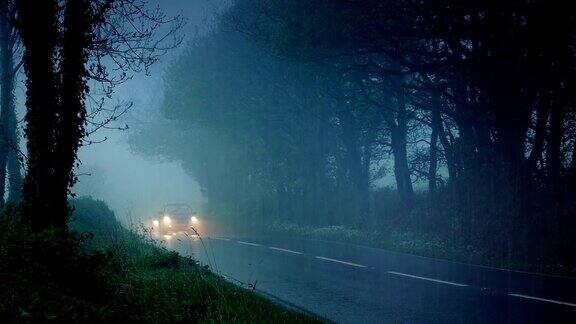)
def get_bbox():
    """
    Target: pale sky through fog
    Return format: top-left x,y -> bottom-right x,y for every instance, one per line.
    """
73,0 -> 226,223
